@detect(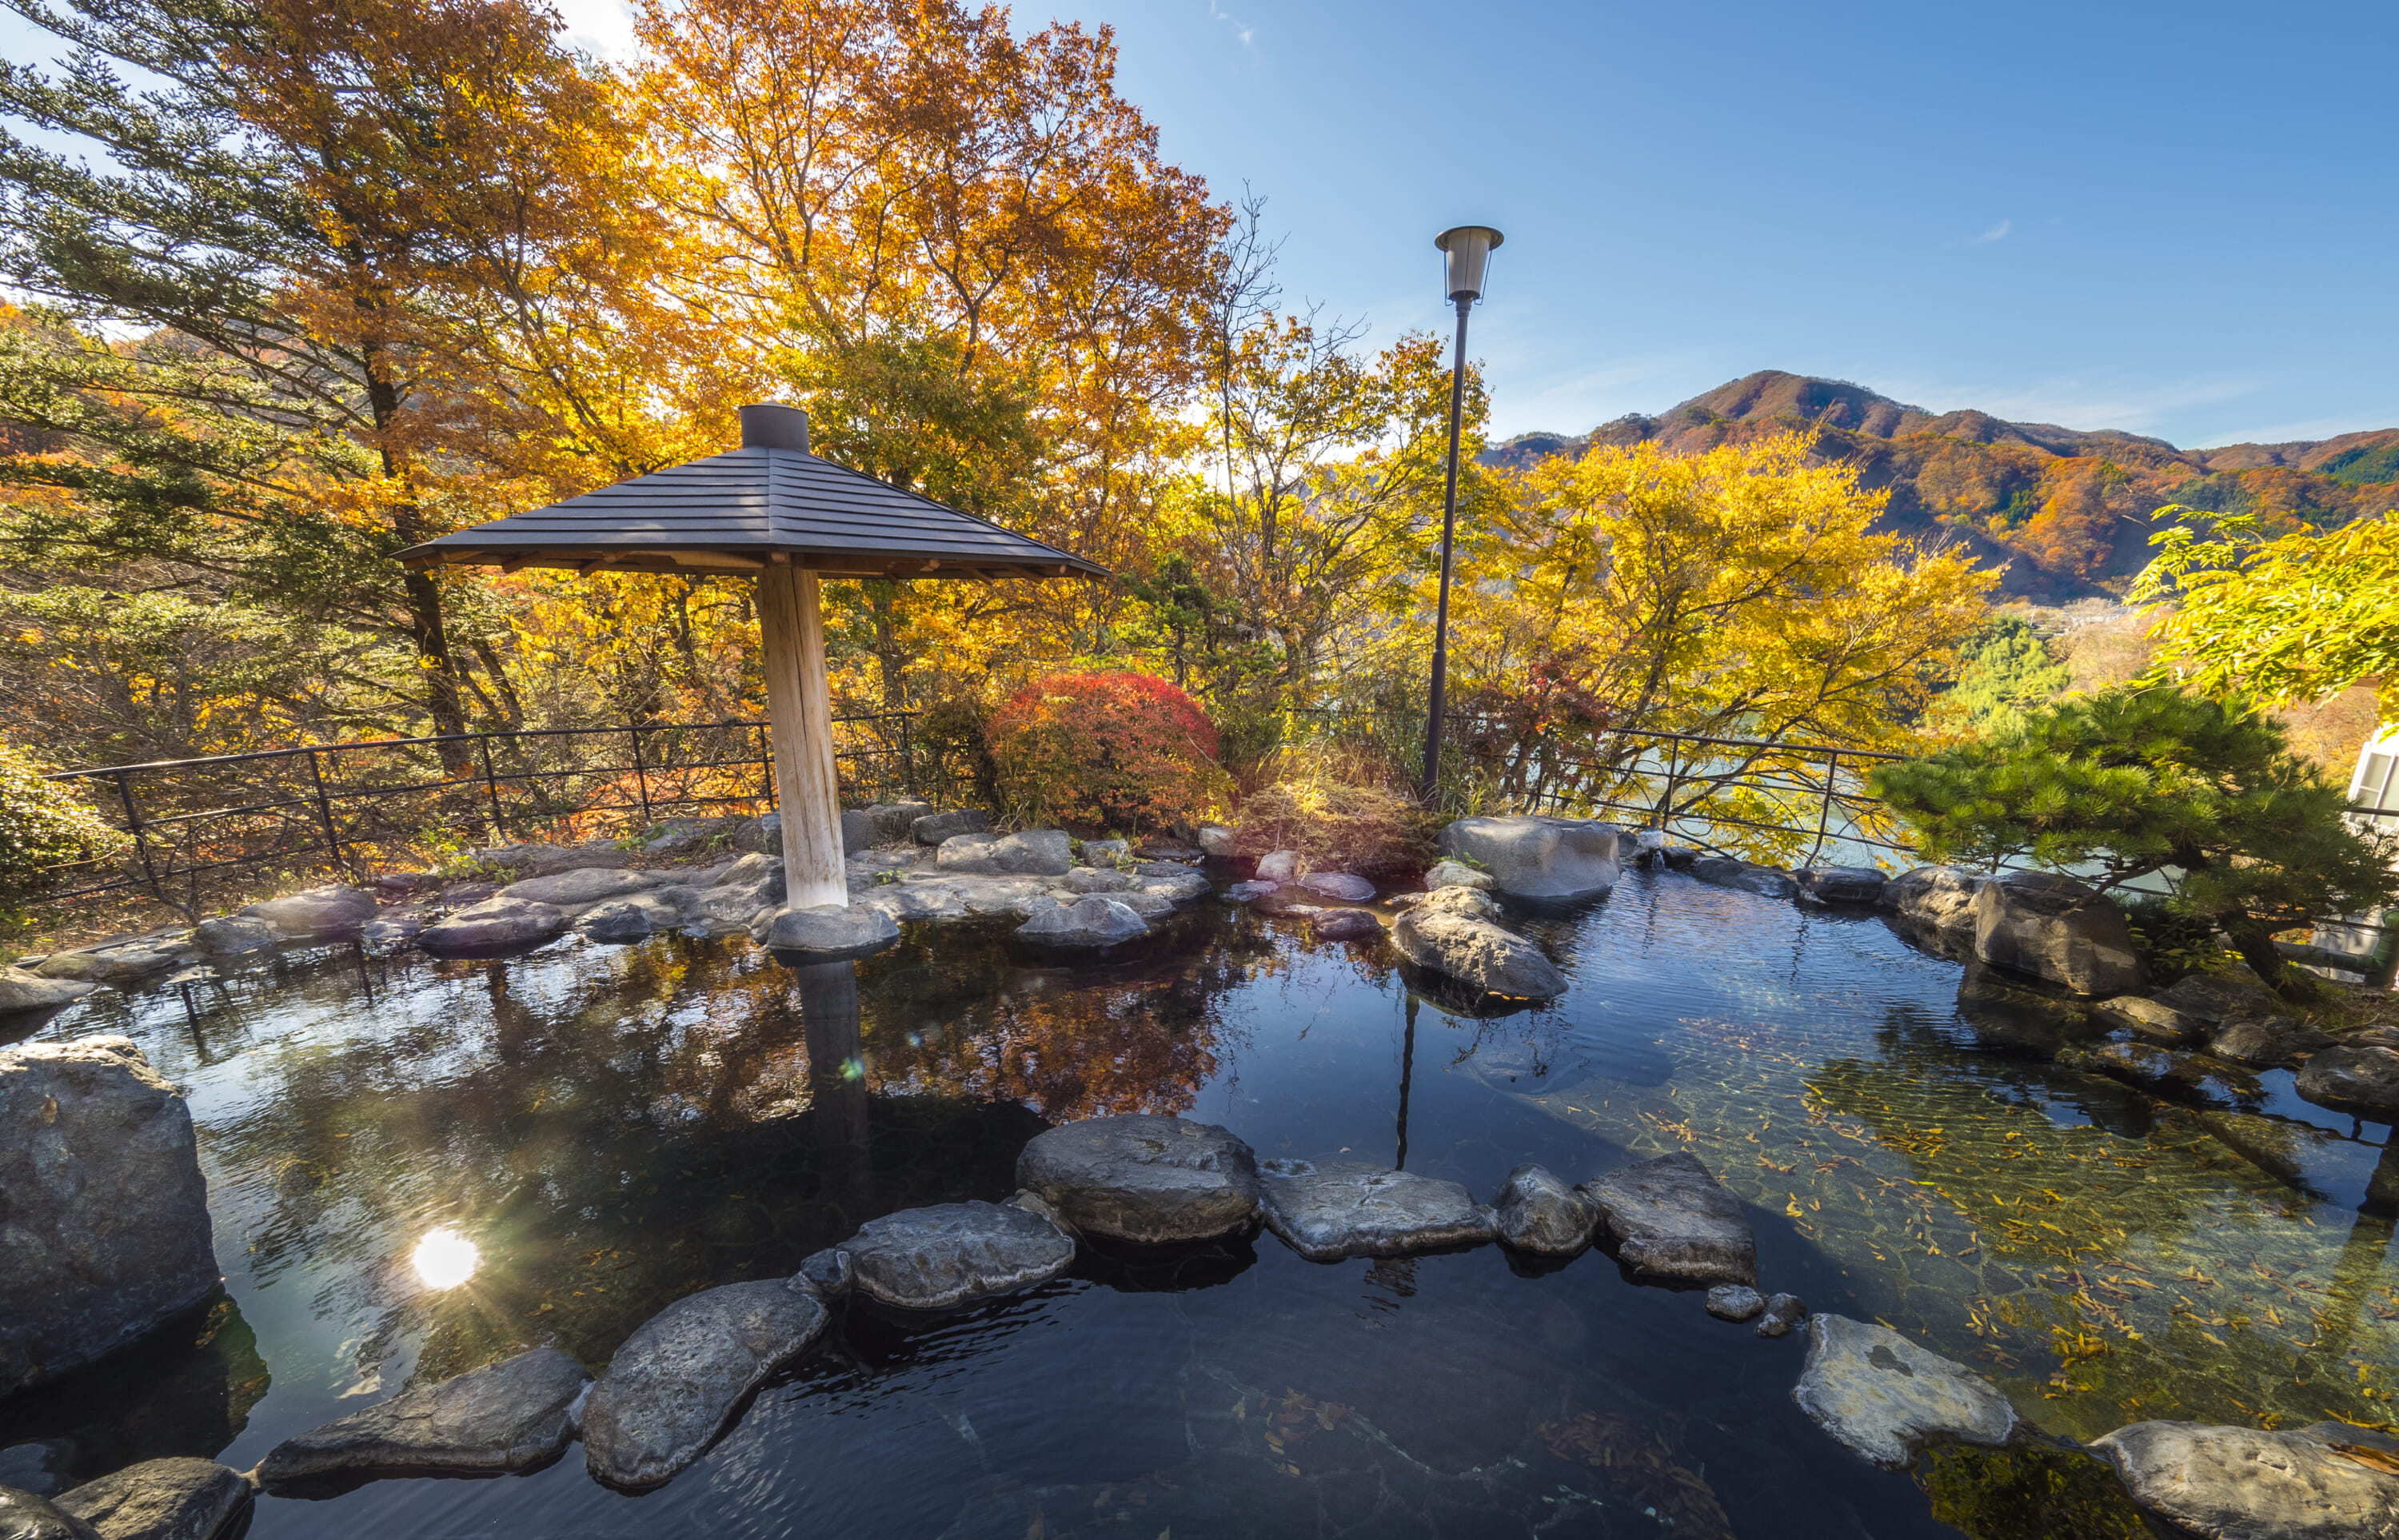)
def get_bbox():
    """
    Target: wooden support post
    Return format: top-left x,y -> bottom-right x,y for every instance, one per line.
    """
756,565 -> 848,908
